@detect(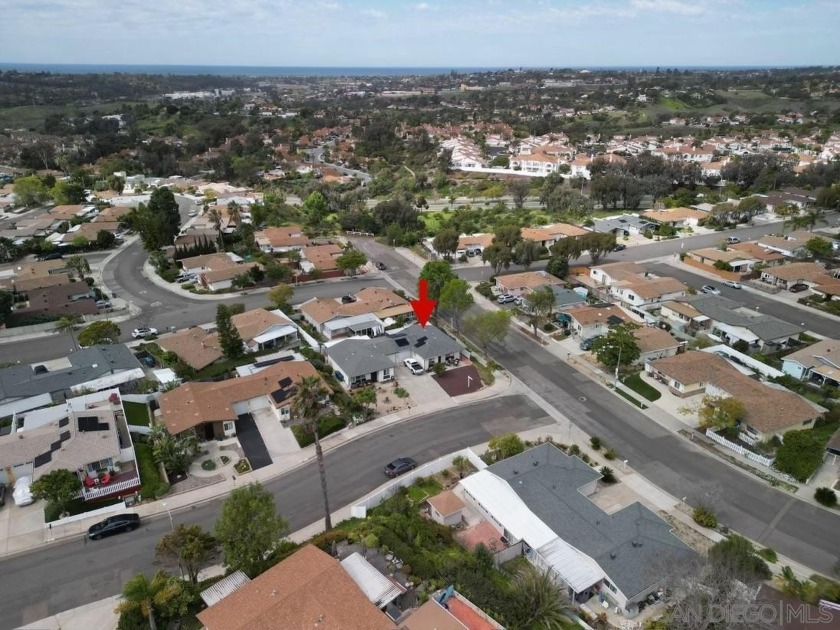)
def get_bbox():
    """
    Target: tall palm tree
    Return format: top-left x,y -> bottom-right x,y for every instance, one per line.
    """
55,314 -> 83,351
114,570 -> 182,630
291,375 -> 333,530
226,201 -> 242,227
207,207 -> 224,250
510,565 -> 575,630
